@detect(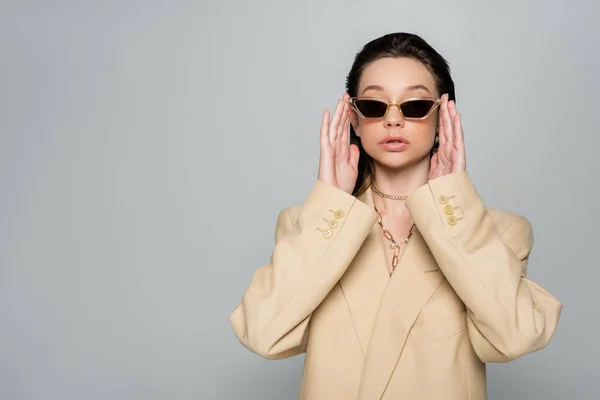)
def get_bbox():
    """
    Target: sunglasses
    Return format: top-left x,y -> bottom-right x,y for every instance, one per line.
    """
347,97 -> 441,120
